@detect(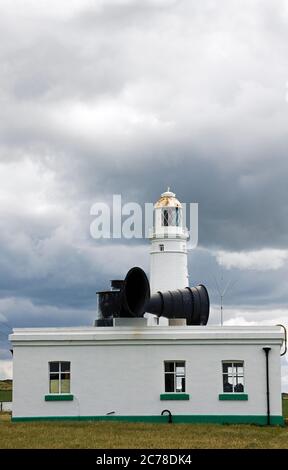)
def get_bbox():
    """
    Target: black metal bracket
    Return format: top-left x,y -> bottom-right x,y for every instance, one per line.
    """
161,409 -> 172,423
